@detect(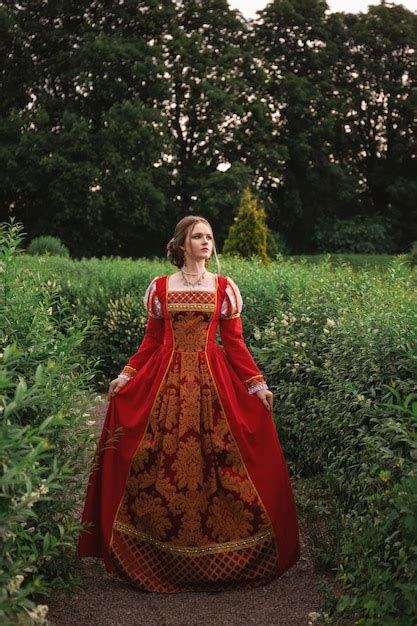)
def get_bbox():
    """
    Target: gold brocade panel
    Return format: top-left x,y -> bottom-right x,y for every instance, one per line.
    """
109,290 -> 279,591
